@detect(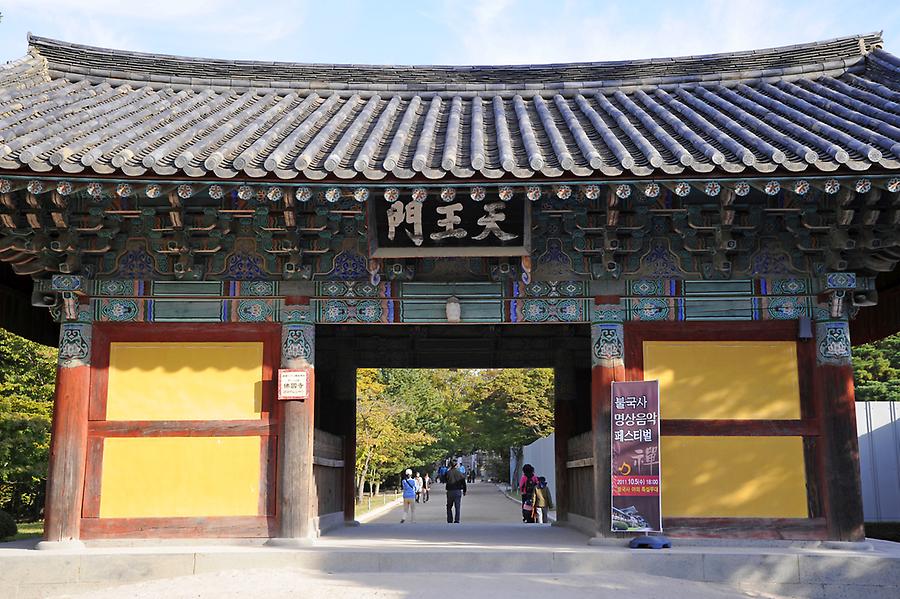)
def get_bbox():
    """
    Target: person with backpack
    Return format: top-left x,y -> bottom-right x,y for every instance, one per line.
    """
445,461 -> 467,523
534,476 -> 554,524
400,469 -> 417,523
518,464 -> 540,523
